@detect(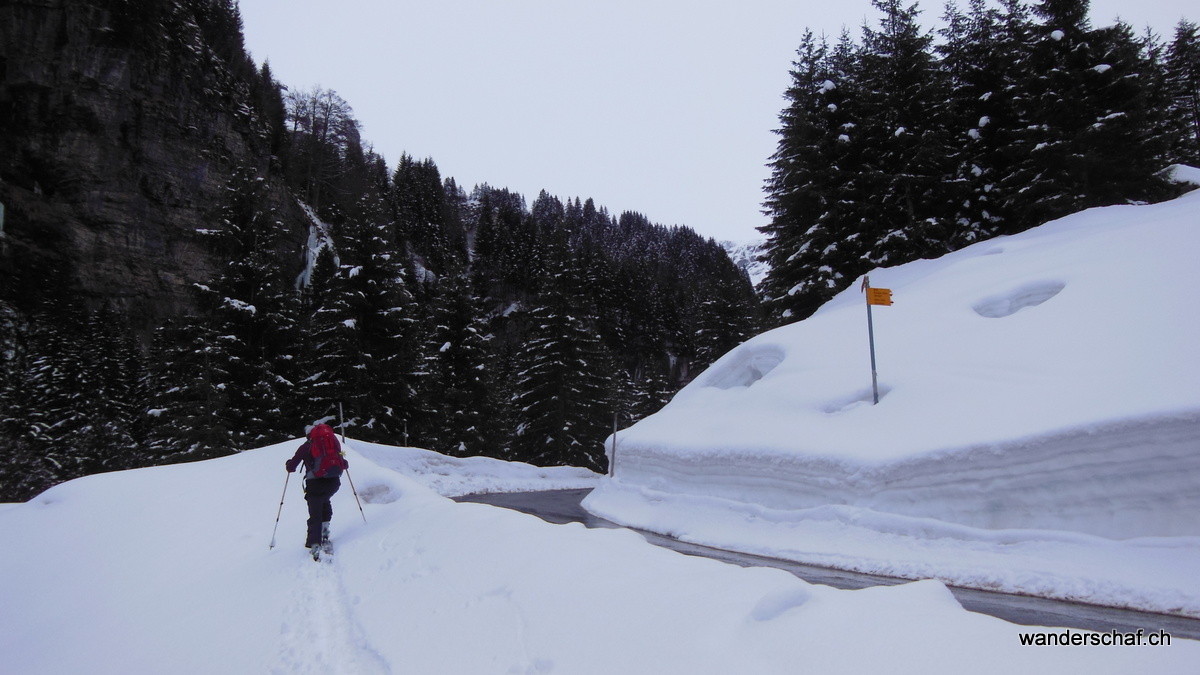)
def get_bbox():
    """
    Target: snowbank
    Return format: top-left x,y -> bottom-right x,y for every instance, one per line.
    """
602,411 -> 1200,539
348,439 -> 600,497
584,479 -> 1200,616
586,189 -> 1200,614
1166,163 -> 1200,187
2,443 -> 1197,673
